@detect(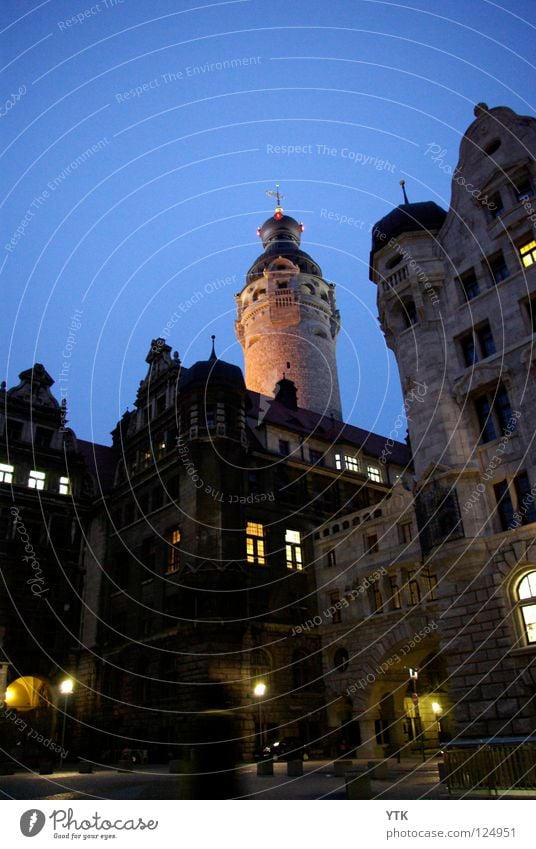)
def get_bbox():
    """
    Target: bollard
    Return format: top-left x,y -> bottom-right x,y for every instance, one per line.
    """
334,759 -> 353,777
257,759 -> 274,776
39,761 -> 54,775
346,769 -> 372,800
287,759 -> 303,777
